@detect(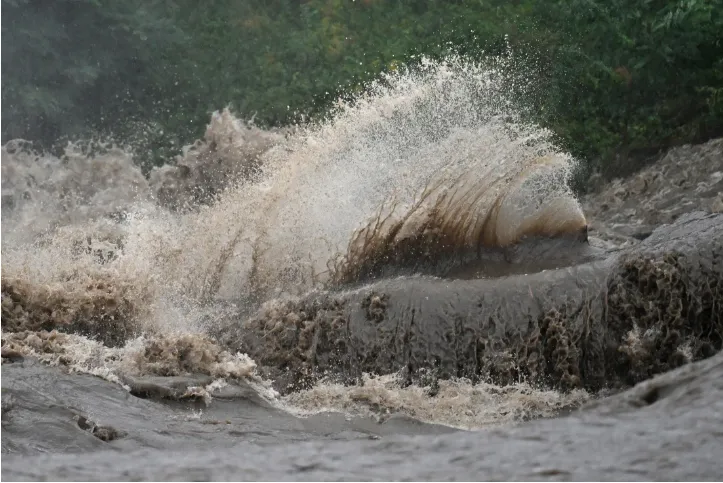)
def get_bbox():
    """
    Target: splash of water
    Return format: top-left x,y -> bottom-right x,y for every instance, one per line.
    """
221,55 -> 586,298
2,56 -> 589,428
1,54 -> 591,428
281,372 -> 590,431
